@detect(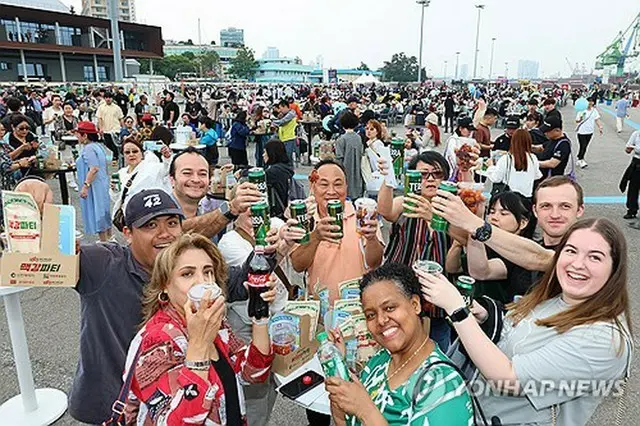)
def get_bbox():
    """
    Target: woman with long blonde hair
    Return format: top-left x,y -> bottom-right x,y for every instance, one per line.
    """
419,218 -> 633,425
121,233 -> 276,425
